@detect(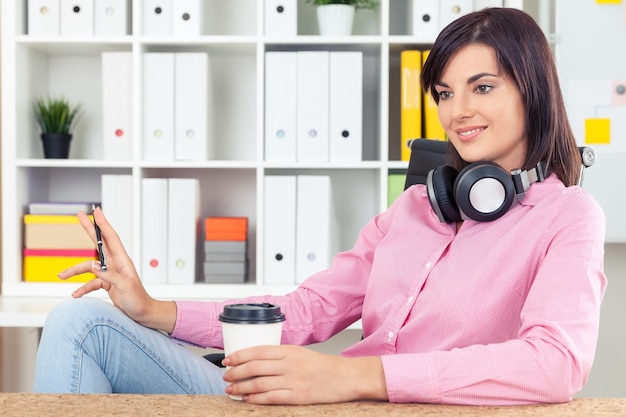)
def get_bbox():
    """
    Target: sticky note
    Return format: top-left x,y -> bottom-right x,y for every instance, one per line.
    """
585,118 -> 611,144
613,81 -> 626,106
